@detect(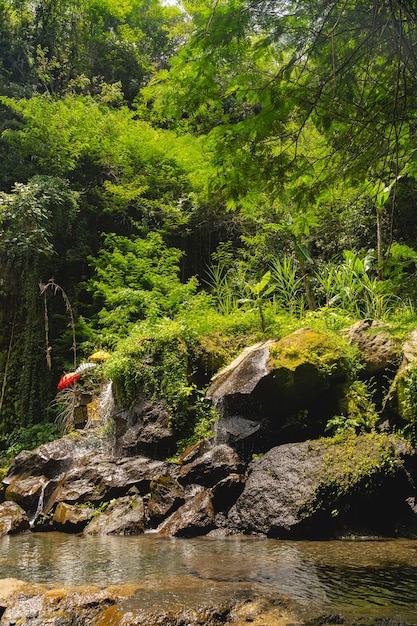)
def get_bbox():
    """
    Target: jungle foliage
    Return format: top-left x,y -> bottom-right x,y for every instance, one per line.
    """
1,0 -> 417,456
